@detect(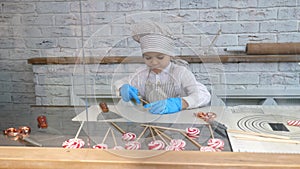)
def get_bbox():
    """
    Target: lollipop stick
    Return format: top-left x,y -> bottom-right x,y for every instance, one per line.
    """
153,128 -> 168,145
141,124 -> 184,132
137,126 -> 148,141
179,131 -> 202,148
102,127 -> 111,144
111,129 -> 117,146
207,124 -> 215,139
149,127 -> 156,141
110,122 -> 125,134
75,121 -> 84,139
140,98 -> 149,104
155,128 -> 172,142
